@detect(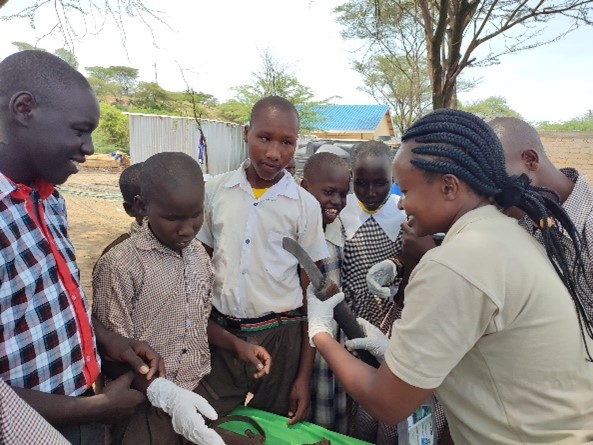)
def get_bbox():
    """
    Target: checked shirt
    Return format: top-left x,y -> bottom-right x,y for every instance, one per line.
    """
0,172 -> 99,396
